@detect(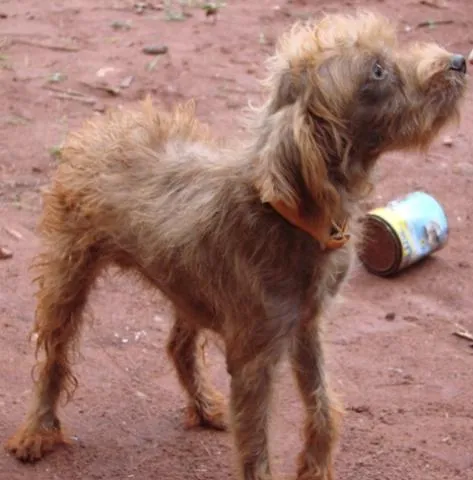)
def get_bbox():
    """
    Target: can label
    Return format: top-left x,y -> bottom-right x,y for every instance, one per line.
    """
368,191 -> 449,270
